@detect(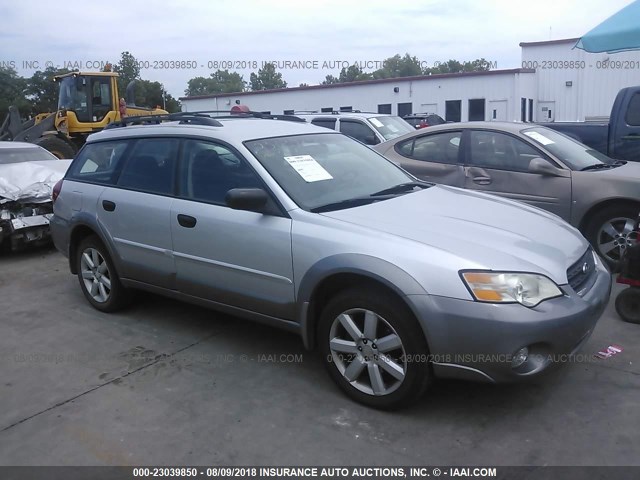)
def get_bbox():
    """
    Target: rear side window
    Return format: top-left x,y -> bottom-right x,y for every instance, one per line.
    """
311,118 -> 337,130
66,140 -> 130,185
117,138 -> 179,195
395,131 -> 462,164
